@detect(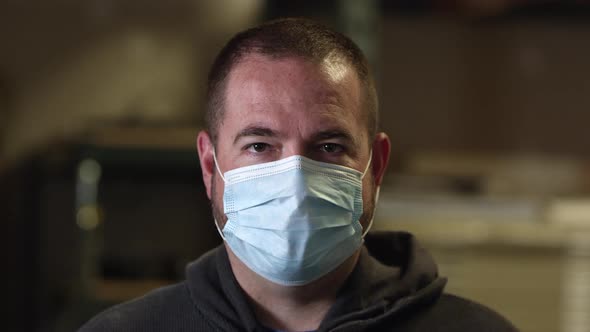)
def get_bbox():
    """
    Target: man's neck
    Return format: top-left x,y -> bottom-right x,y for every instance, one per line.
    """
226,246 -> 360,332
